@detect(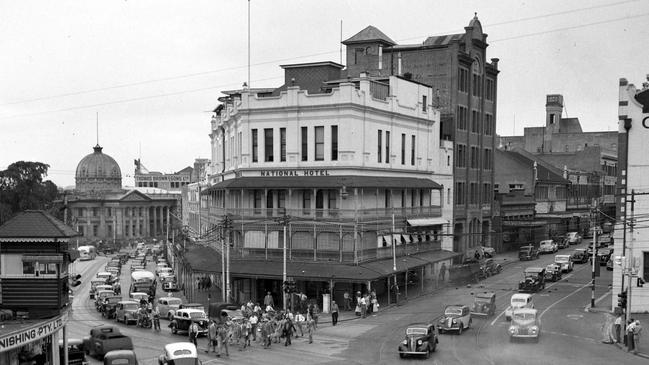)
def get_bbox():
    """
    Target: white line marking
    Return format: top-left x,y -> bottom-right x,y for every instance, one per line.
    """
540,282 -> 590,320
